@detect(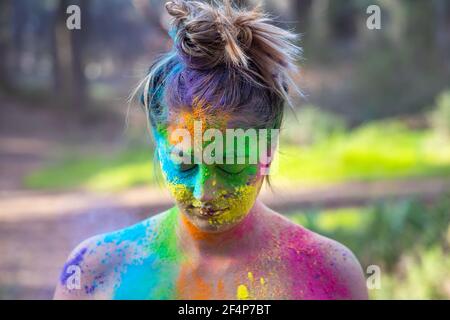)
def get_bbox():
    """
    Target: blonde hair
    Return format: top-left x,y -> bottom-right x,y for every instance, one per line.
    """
136,0 -> 302,131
